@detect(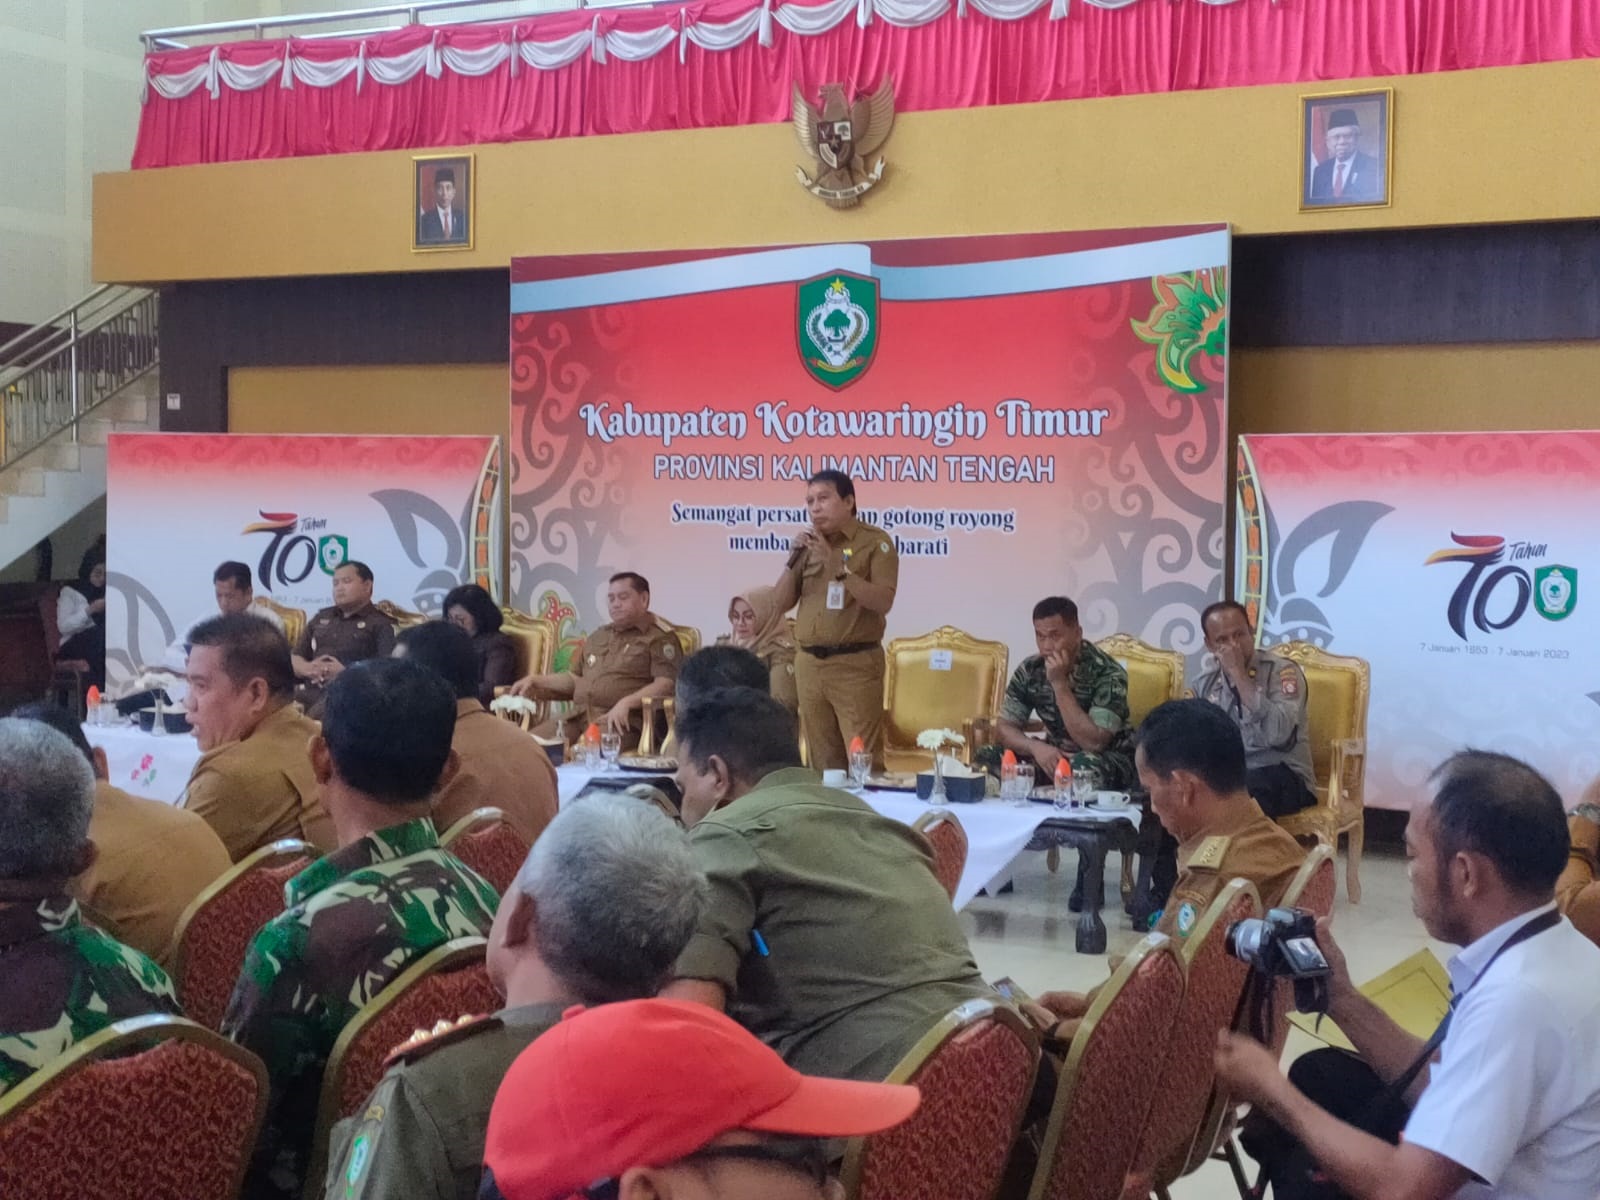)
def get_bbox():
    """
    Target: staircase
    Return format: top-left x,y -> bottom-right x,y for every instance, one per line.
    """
0,286 -> 160,571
